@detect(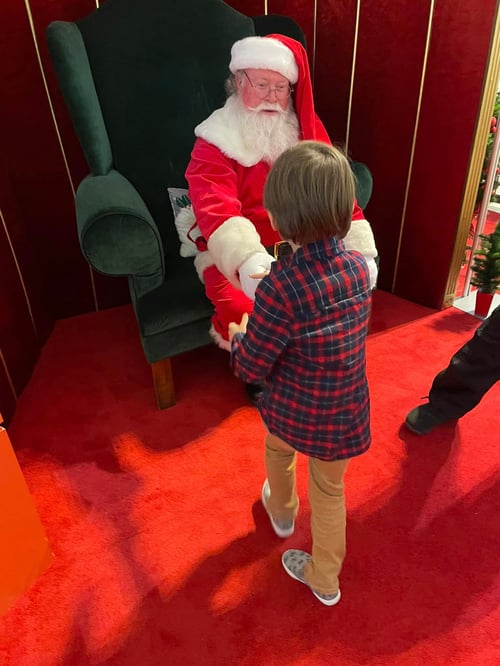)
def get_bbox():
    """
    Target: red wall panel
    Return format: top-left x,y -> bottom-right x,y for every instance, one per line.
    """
0,0 -> 130,321
0,159 -> 52,343
0,147 -> 52,423
0,195 -> 40,423
268,0 -> 316,62
348,0 -> 432,290
0,230 -> 39,400
226,1 -> 315,60
314,0 -> 357,144
395,0 -> 498,306
0,368 -> 16,426
0,0 -> 96,319
30,0 -> 131,311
